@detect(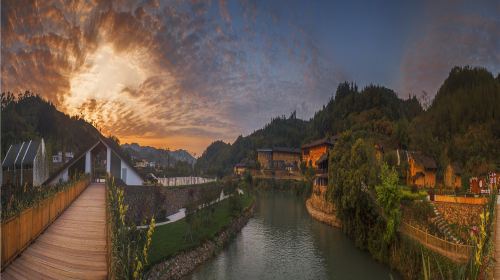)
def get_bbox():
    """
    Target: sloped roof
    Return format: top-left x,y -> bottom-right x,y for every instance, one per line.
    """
450,162 -> 462,175
410,152 -> 437,169
302,136 -> 338,149
2,140 -> 42,169
43,136 -> 145,185
257,147 -> 301,154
